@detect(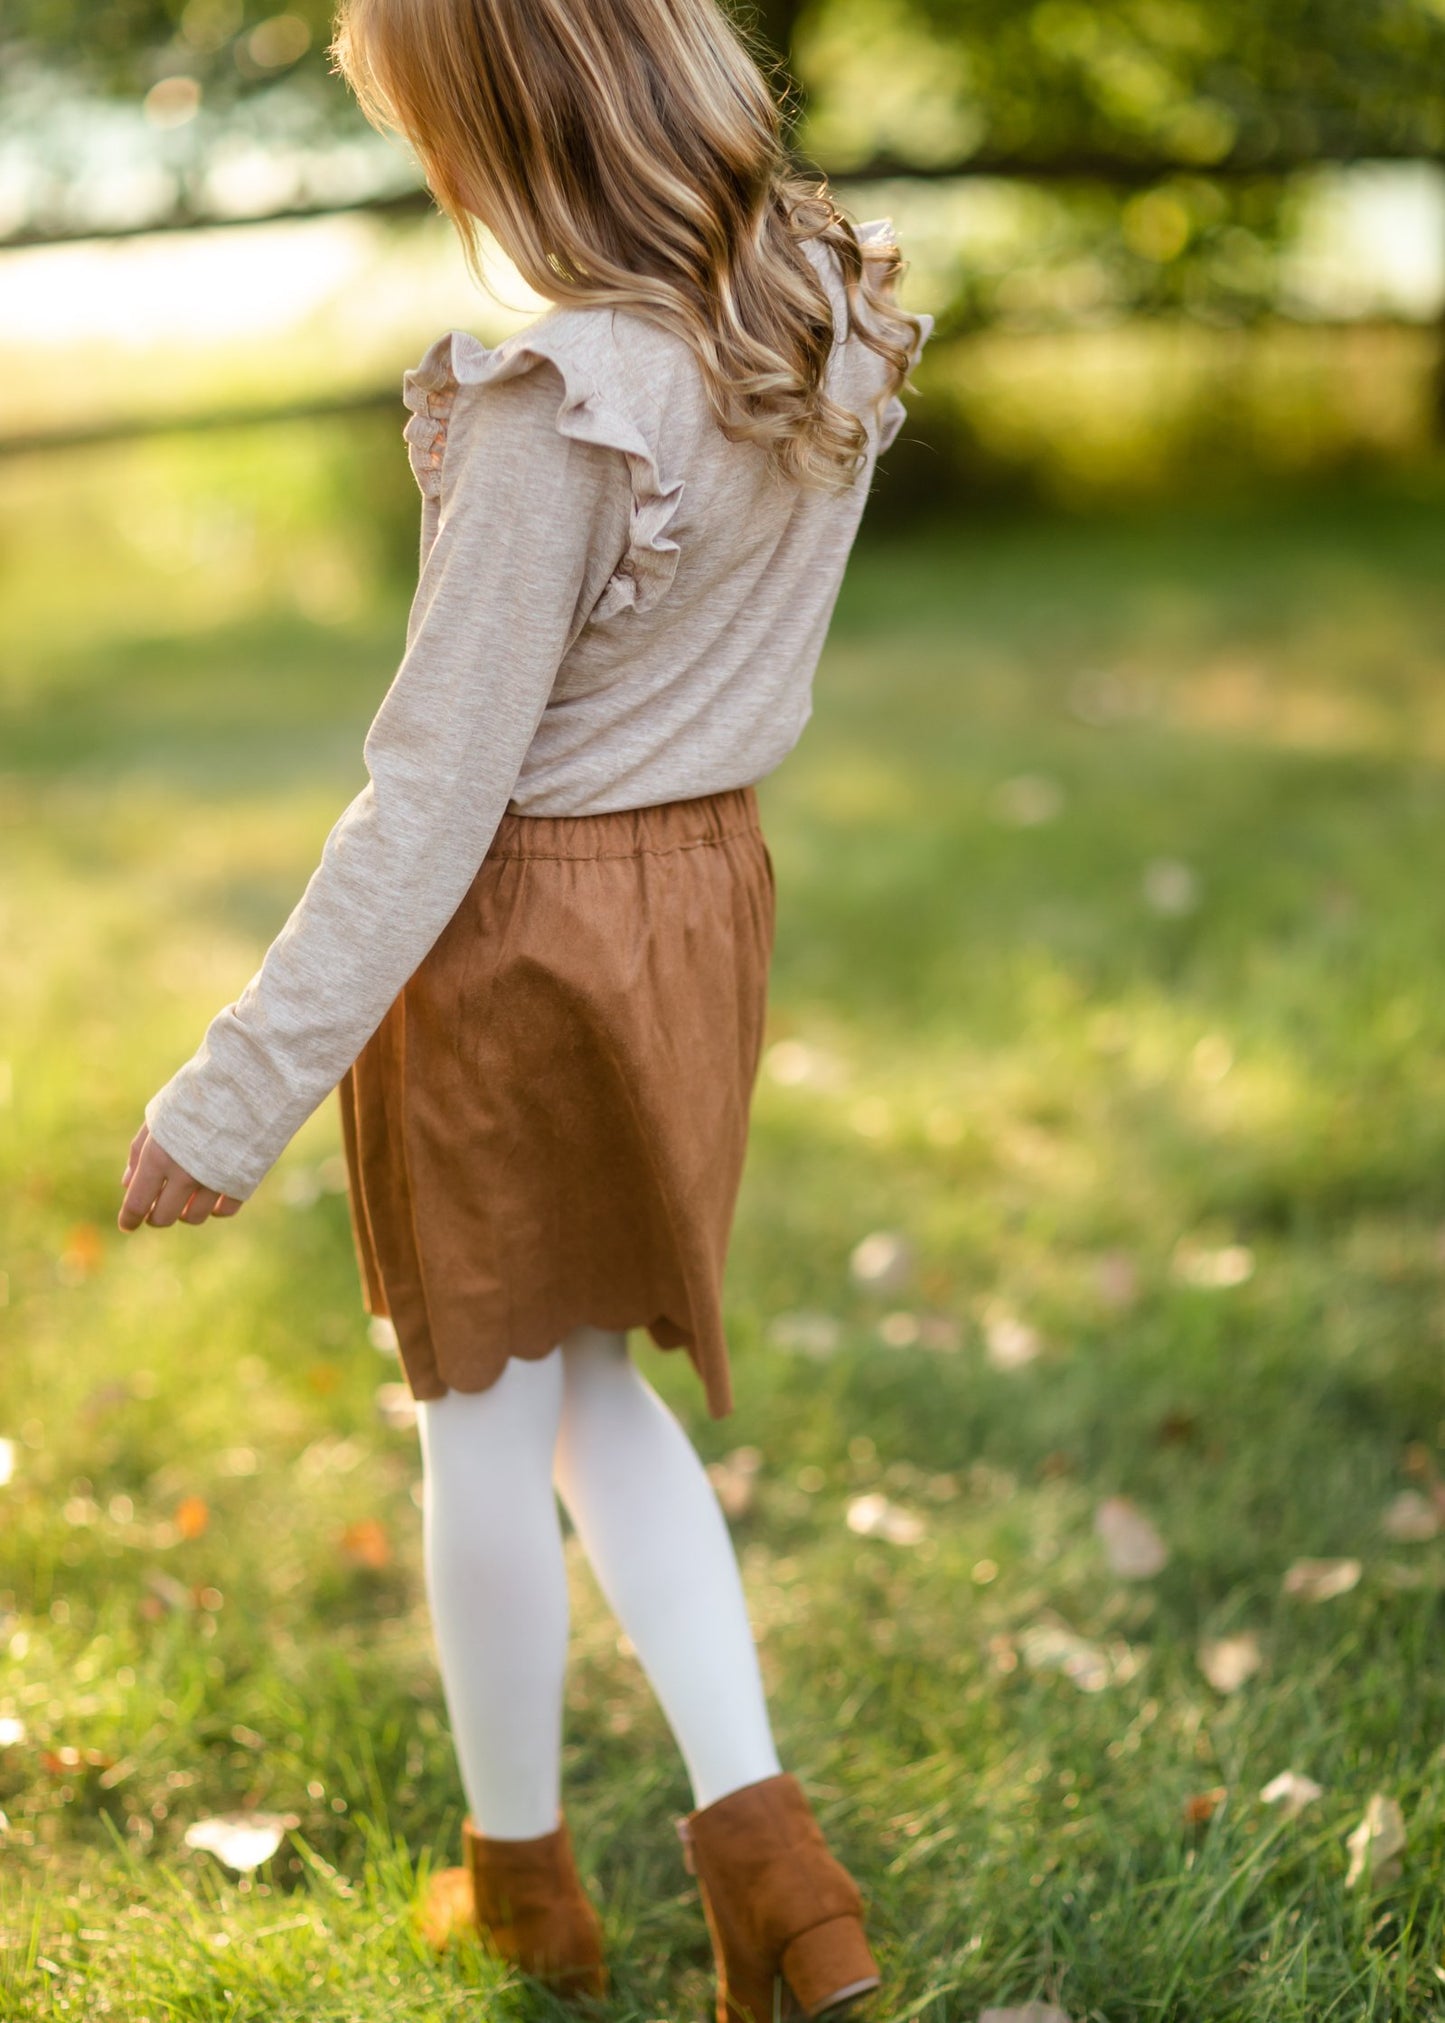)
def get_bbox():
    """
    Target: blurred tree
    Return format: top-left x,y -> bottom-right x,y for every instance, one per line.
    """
5,0 -> 1442,174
